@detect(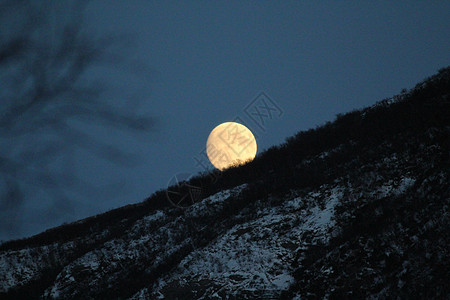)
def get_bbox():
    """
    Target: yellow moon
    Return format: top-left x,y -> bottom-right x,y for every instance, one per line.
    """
206,122 -> 257,170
